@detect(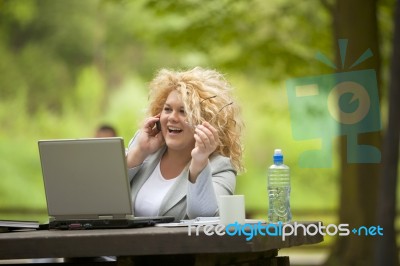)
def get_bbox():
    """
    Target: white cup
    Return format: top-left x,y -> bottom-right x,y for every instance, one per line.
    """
218,195 -> 246,225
